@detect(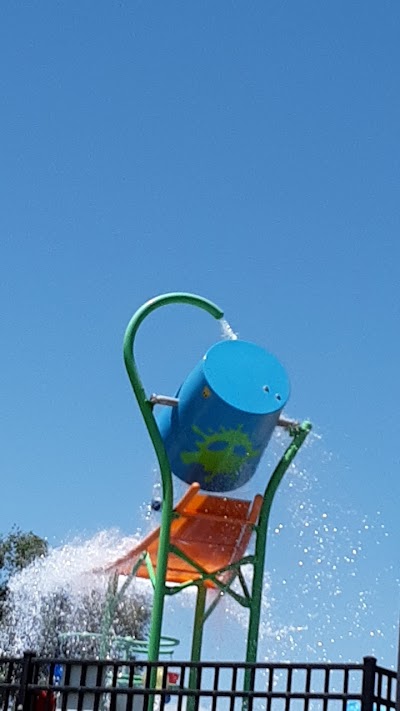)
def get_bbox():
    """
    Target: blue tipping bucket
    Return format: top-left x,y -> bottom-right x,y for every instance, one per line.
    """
157,340 -> 290,492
